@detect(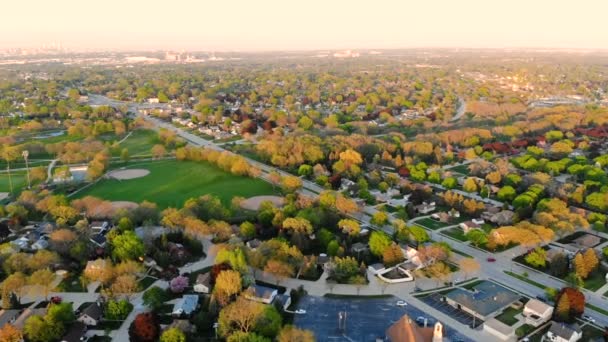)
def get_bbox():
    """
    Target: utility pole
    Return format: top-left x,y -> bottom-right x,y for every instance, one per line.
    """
22,150 -> 31,189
